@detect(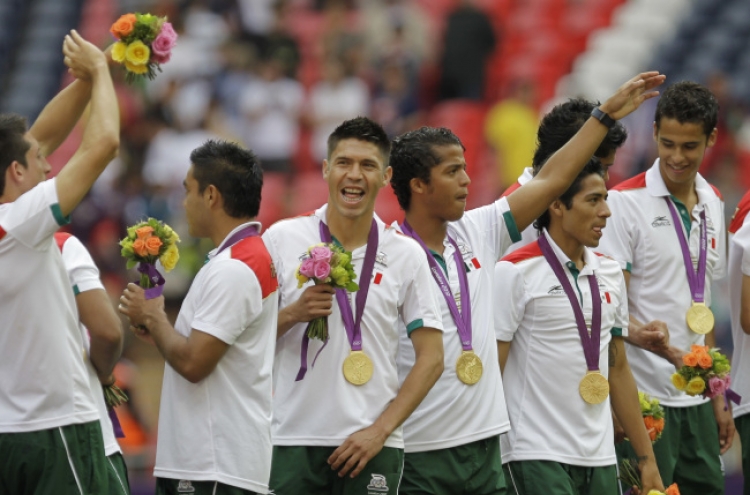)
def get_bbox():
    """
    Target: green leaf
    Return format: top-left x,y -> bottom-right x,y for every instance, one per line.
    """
126,259 -> 138,270
345,282 -> 359,292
